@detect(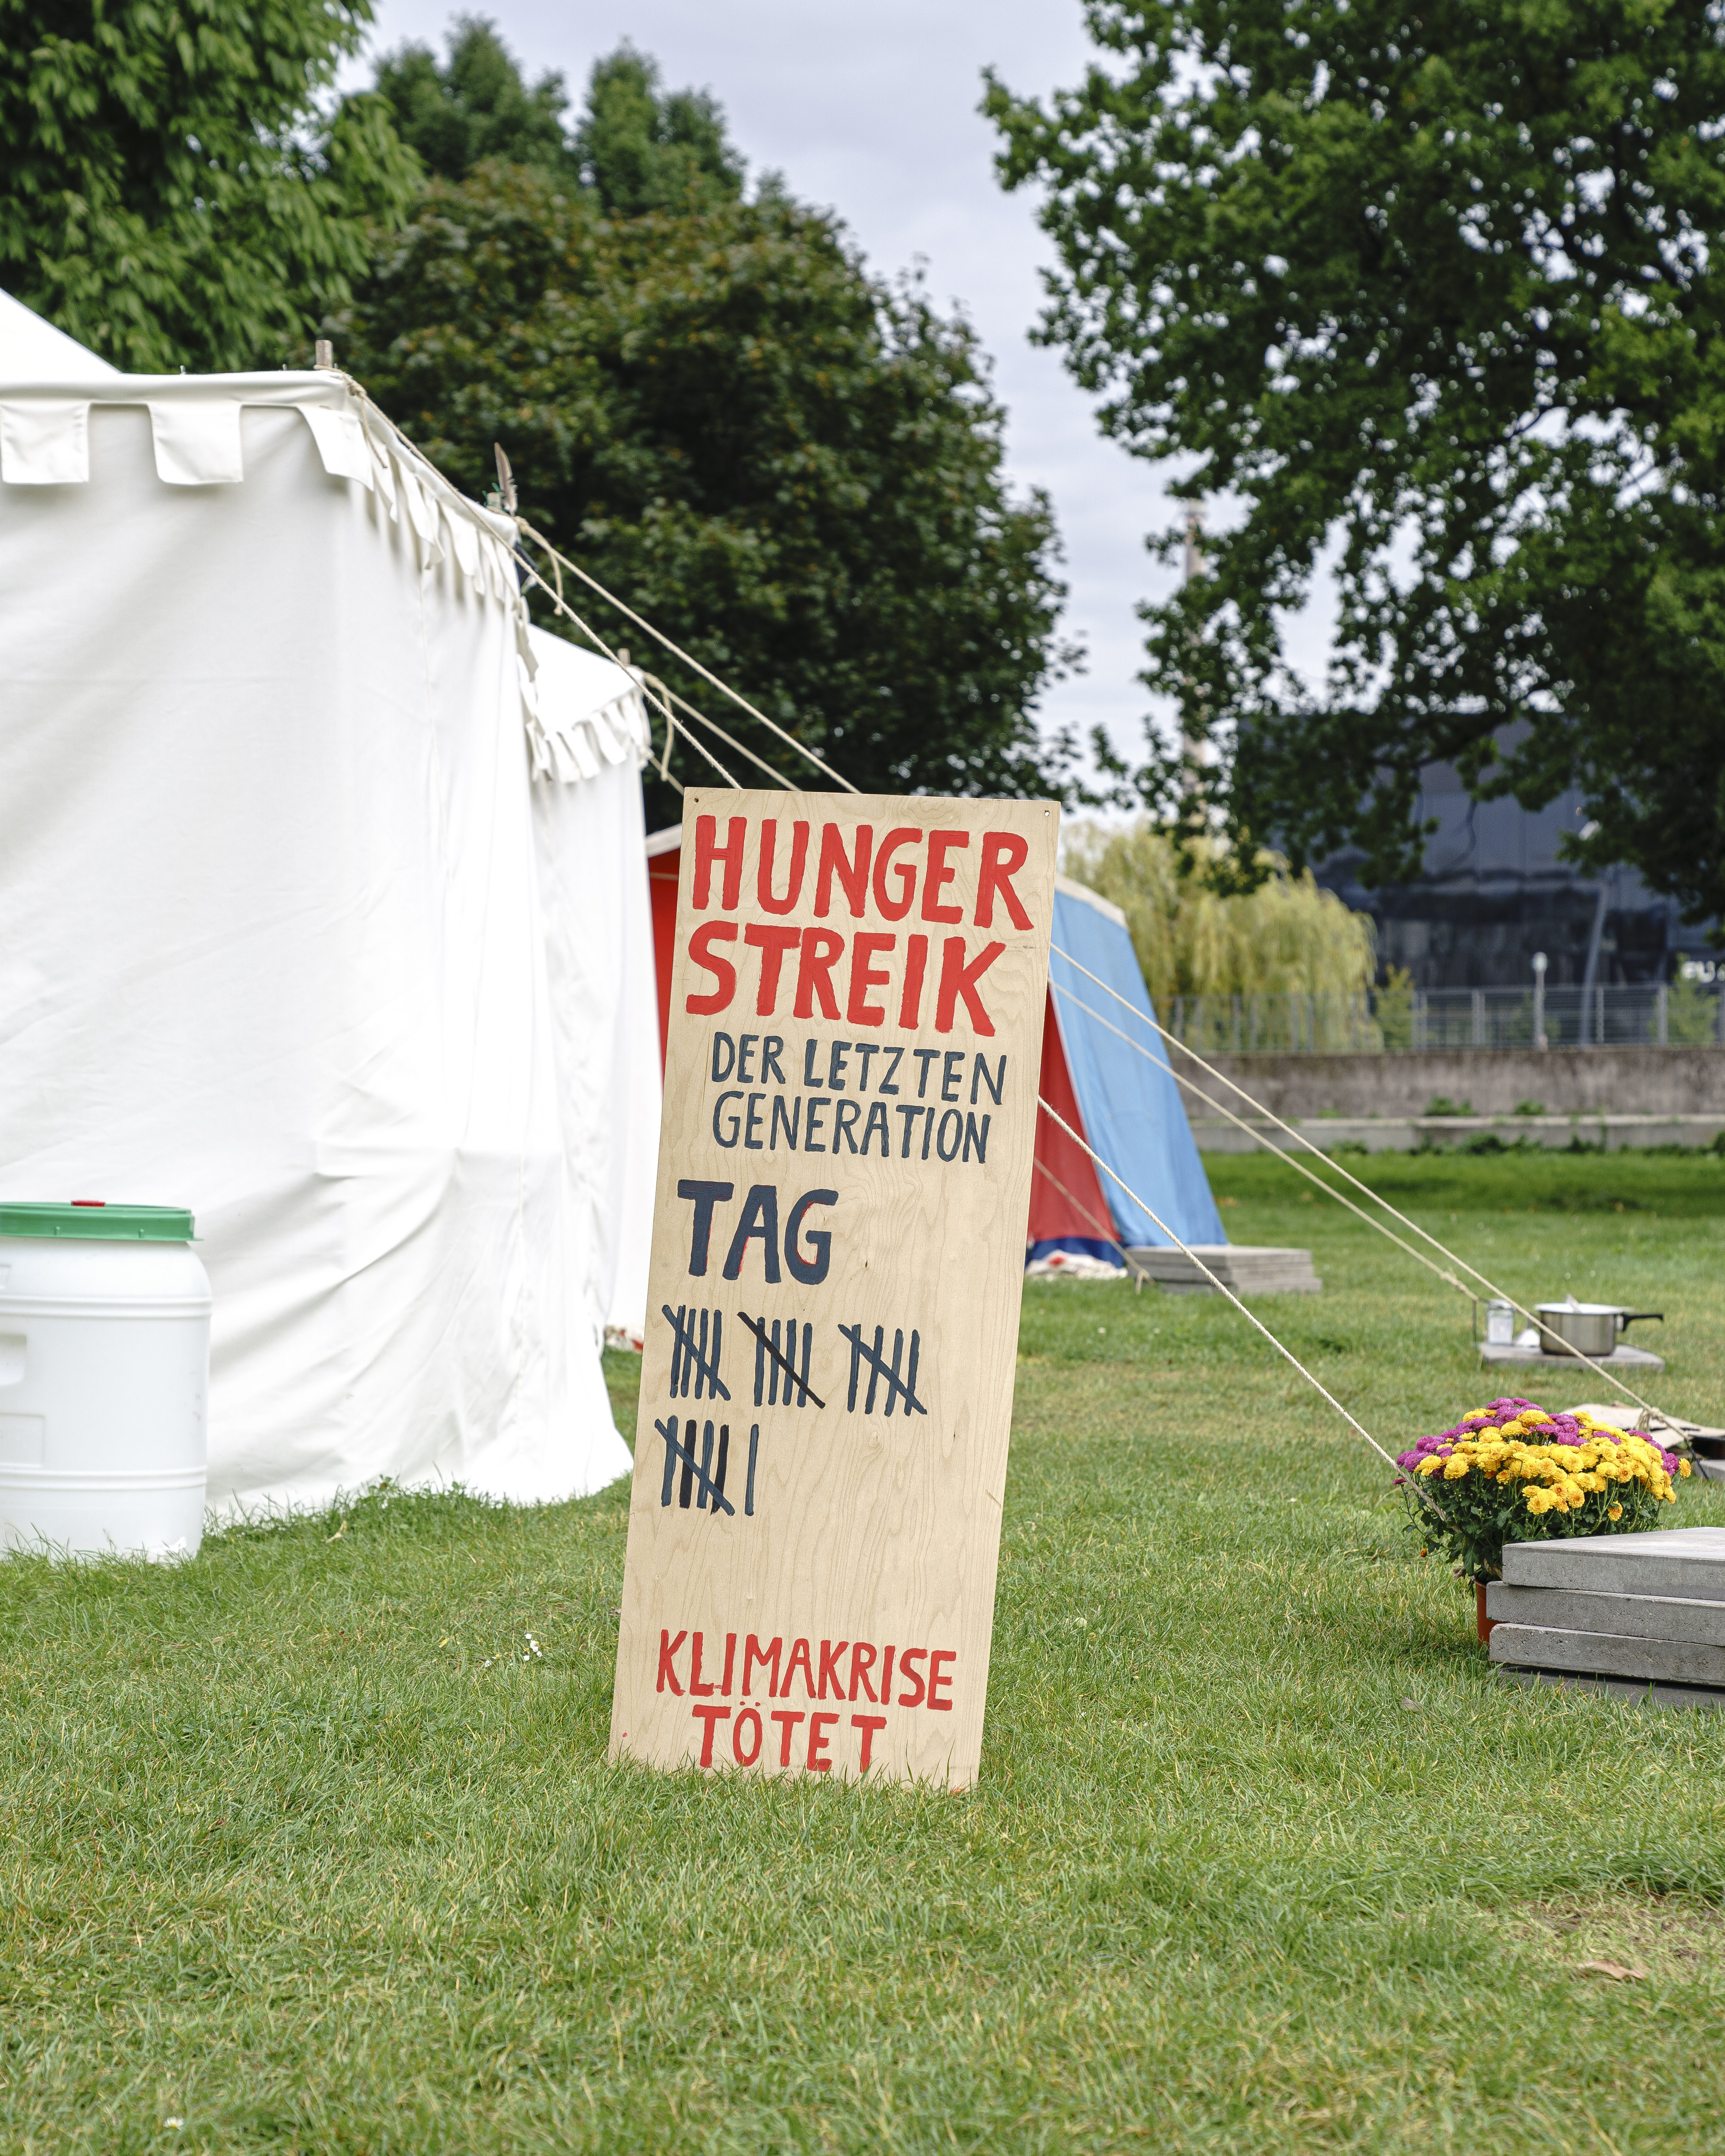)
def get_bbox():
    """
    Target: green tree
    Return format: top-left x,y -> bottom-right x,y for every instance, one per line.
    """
1064,821 -> 1382,1045
371,25 -> 746,212
988,0 -> 1725,929
573,46 -> 745,216
373,15 -> 574,185
0,0 -> 417,371
336,162 -> 1072,815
